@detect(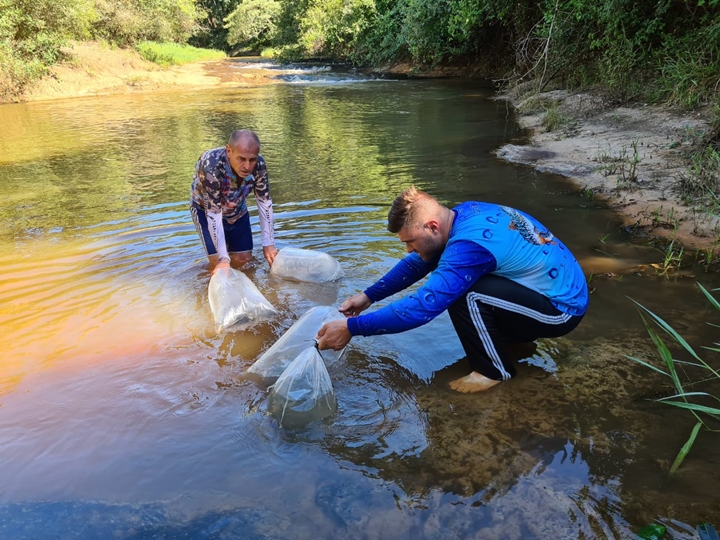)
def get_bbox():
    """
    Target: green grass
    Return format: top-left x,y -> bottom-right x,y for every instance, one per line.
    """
542,101 -> 571,132
626,283 -> 720,474
134,41 -> 226,67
